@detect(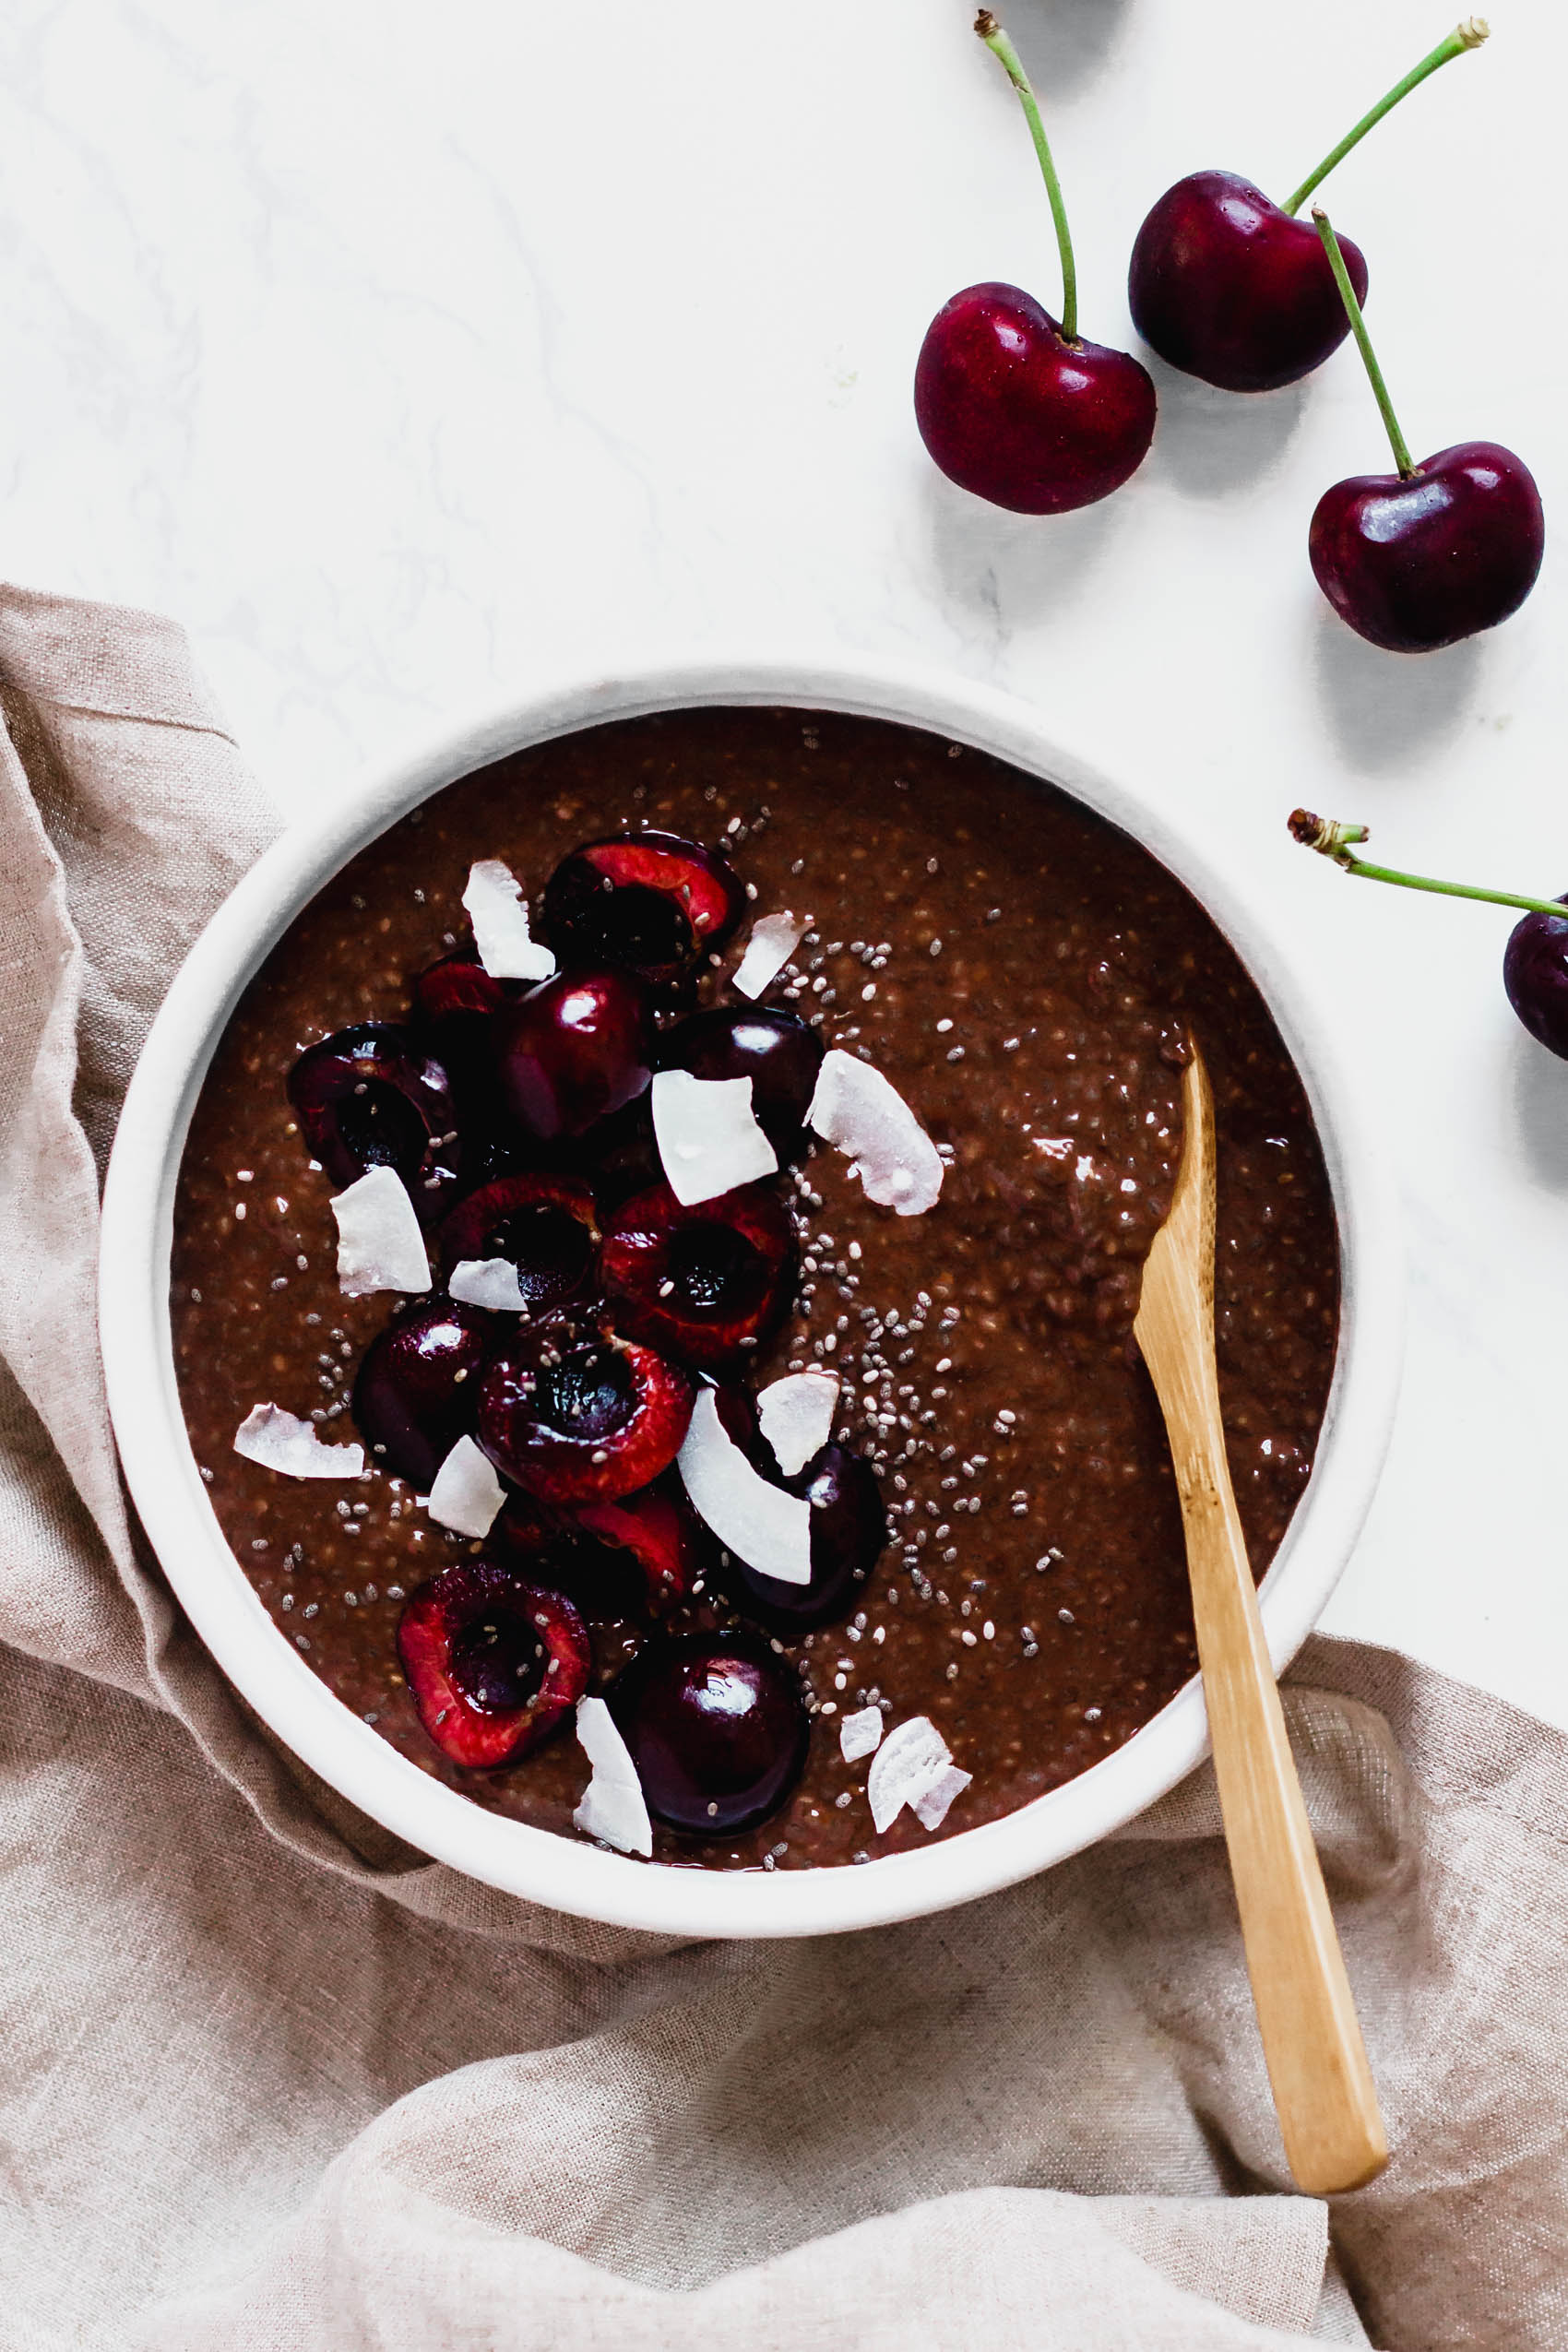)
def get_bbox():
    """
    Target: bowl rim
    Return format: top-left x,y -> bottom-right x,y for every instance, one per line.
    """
98,652 -> 1405,1940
